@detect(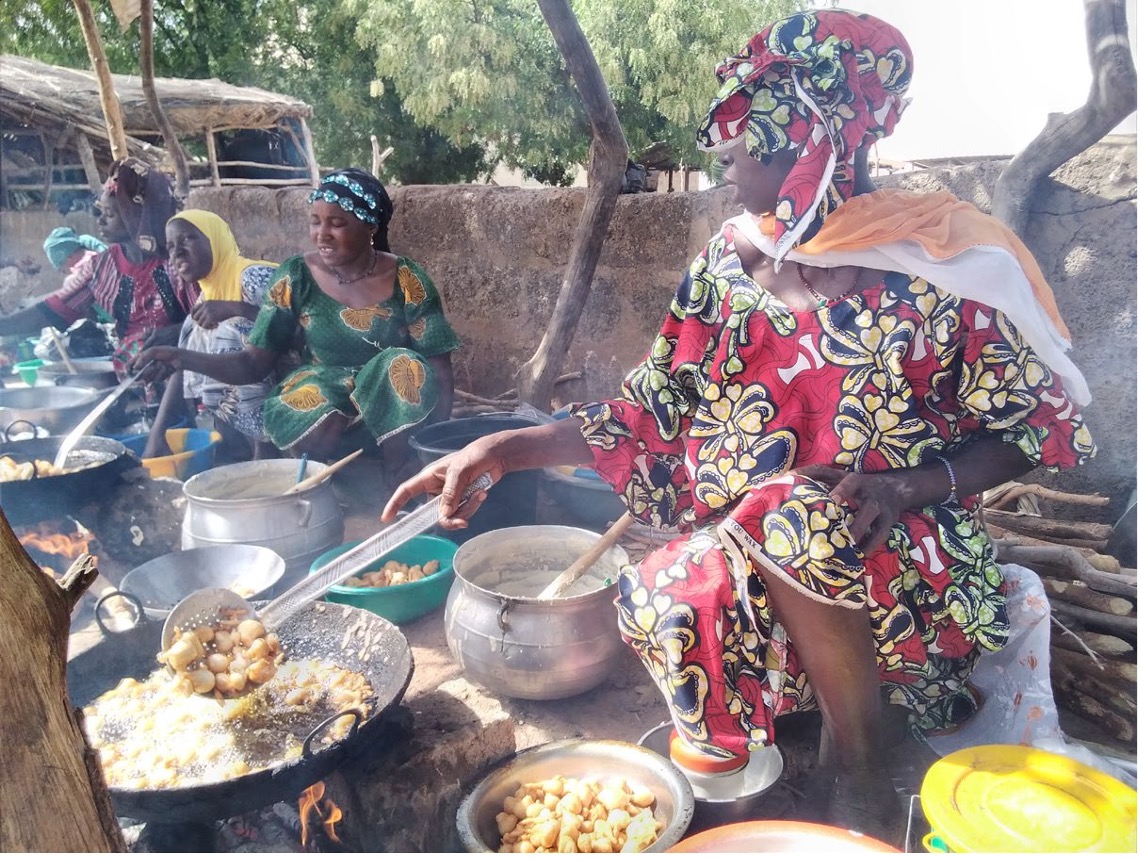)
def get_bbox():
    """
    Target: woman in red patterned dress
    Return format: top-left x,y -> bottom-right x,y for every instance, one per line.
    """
383,9 -> 1094,842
